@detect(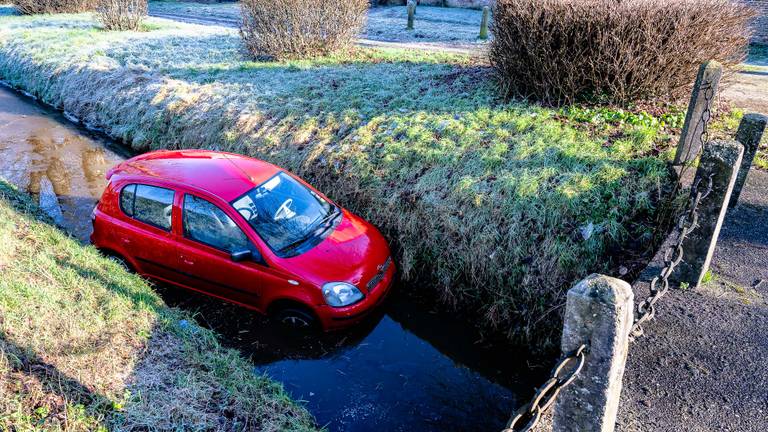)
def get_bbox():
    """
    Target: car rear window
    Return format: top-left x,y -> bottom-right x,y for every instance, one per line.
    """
120,184 -> 175,231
